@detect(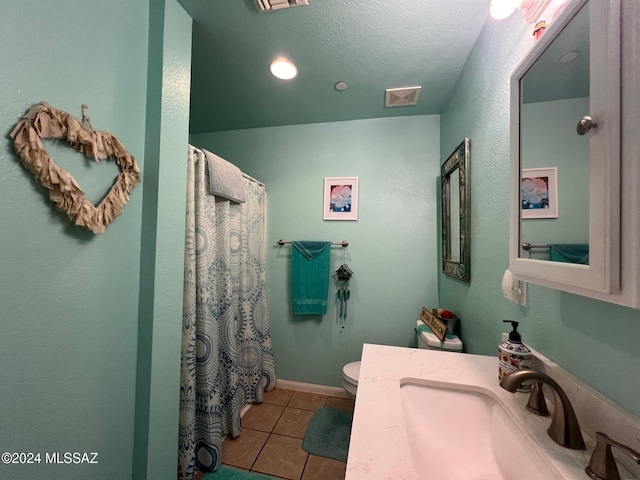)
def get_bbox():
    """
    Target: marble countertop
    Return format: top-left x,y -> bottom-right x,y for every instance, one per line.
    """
345,343 -> 636,480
